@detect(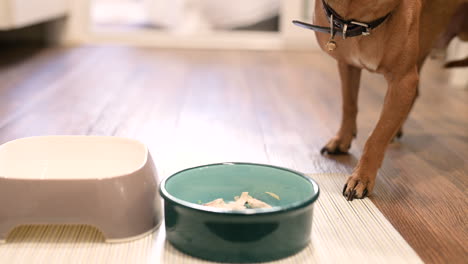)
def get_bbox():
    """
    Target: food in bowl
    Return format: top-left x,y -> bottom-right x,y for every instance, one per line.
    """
159,162 -> 320,263
203,192 -> 273,209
